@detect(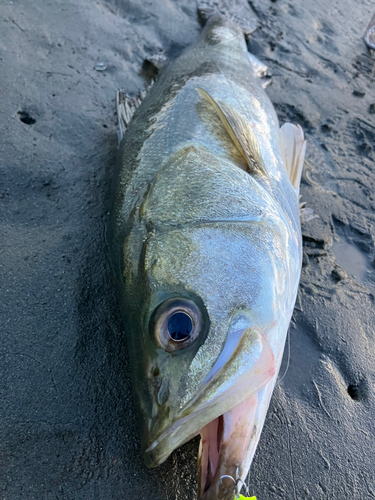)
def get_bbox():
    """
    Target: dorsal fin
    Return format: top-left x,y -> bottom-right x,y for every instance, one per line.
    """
279,123 -> 306,192
196,88 -> 267,175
